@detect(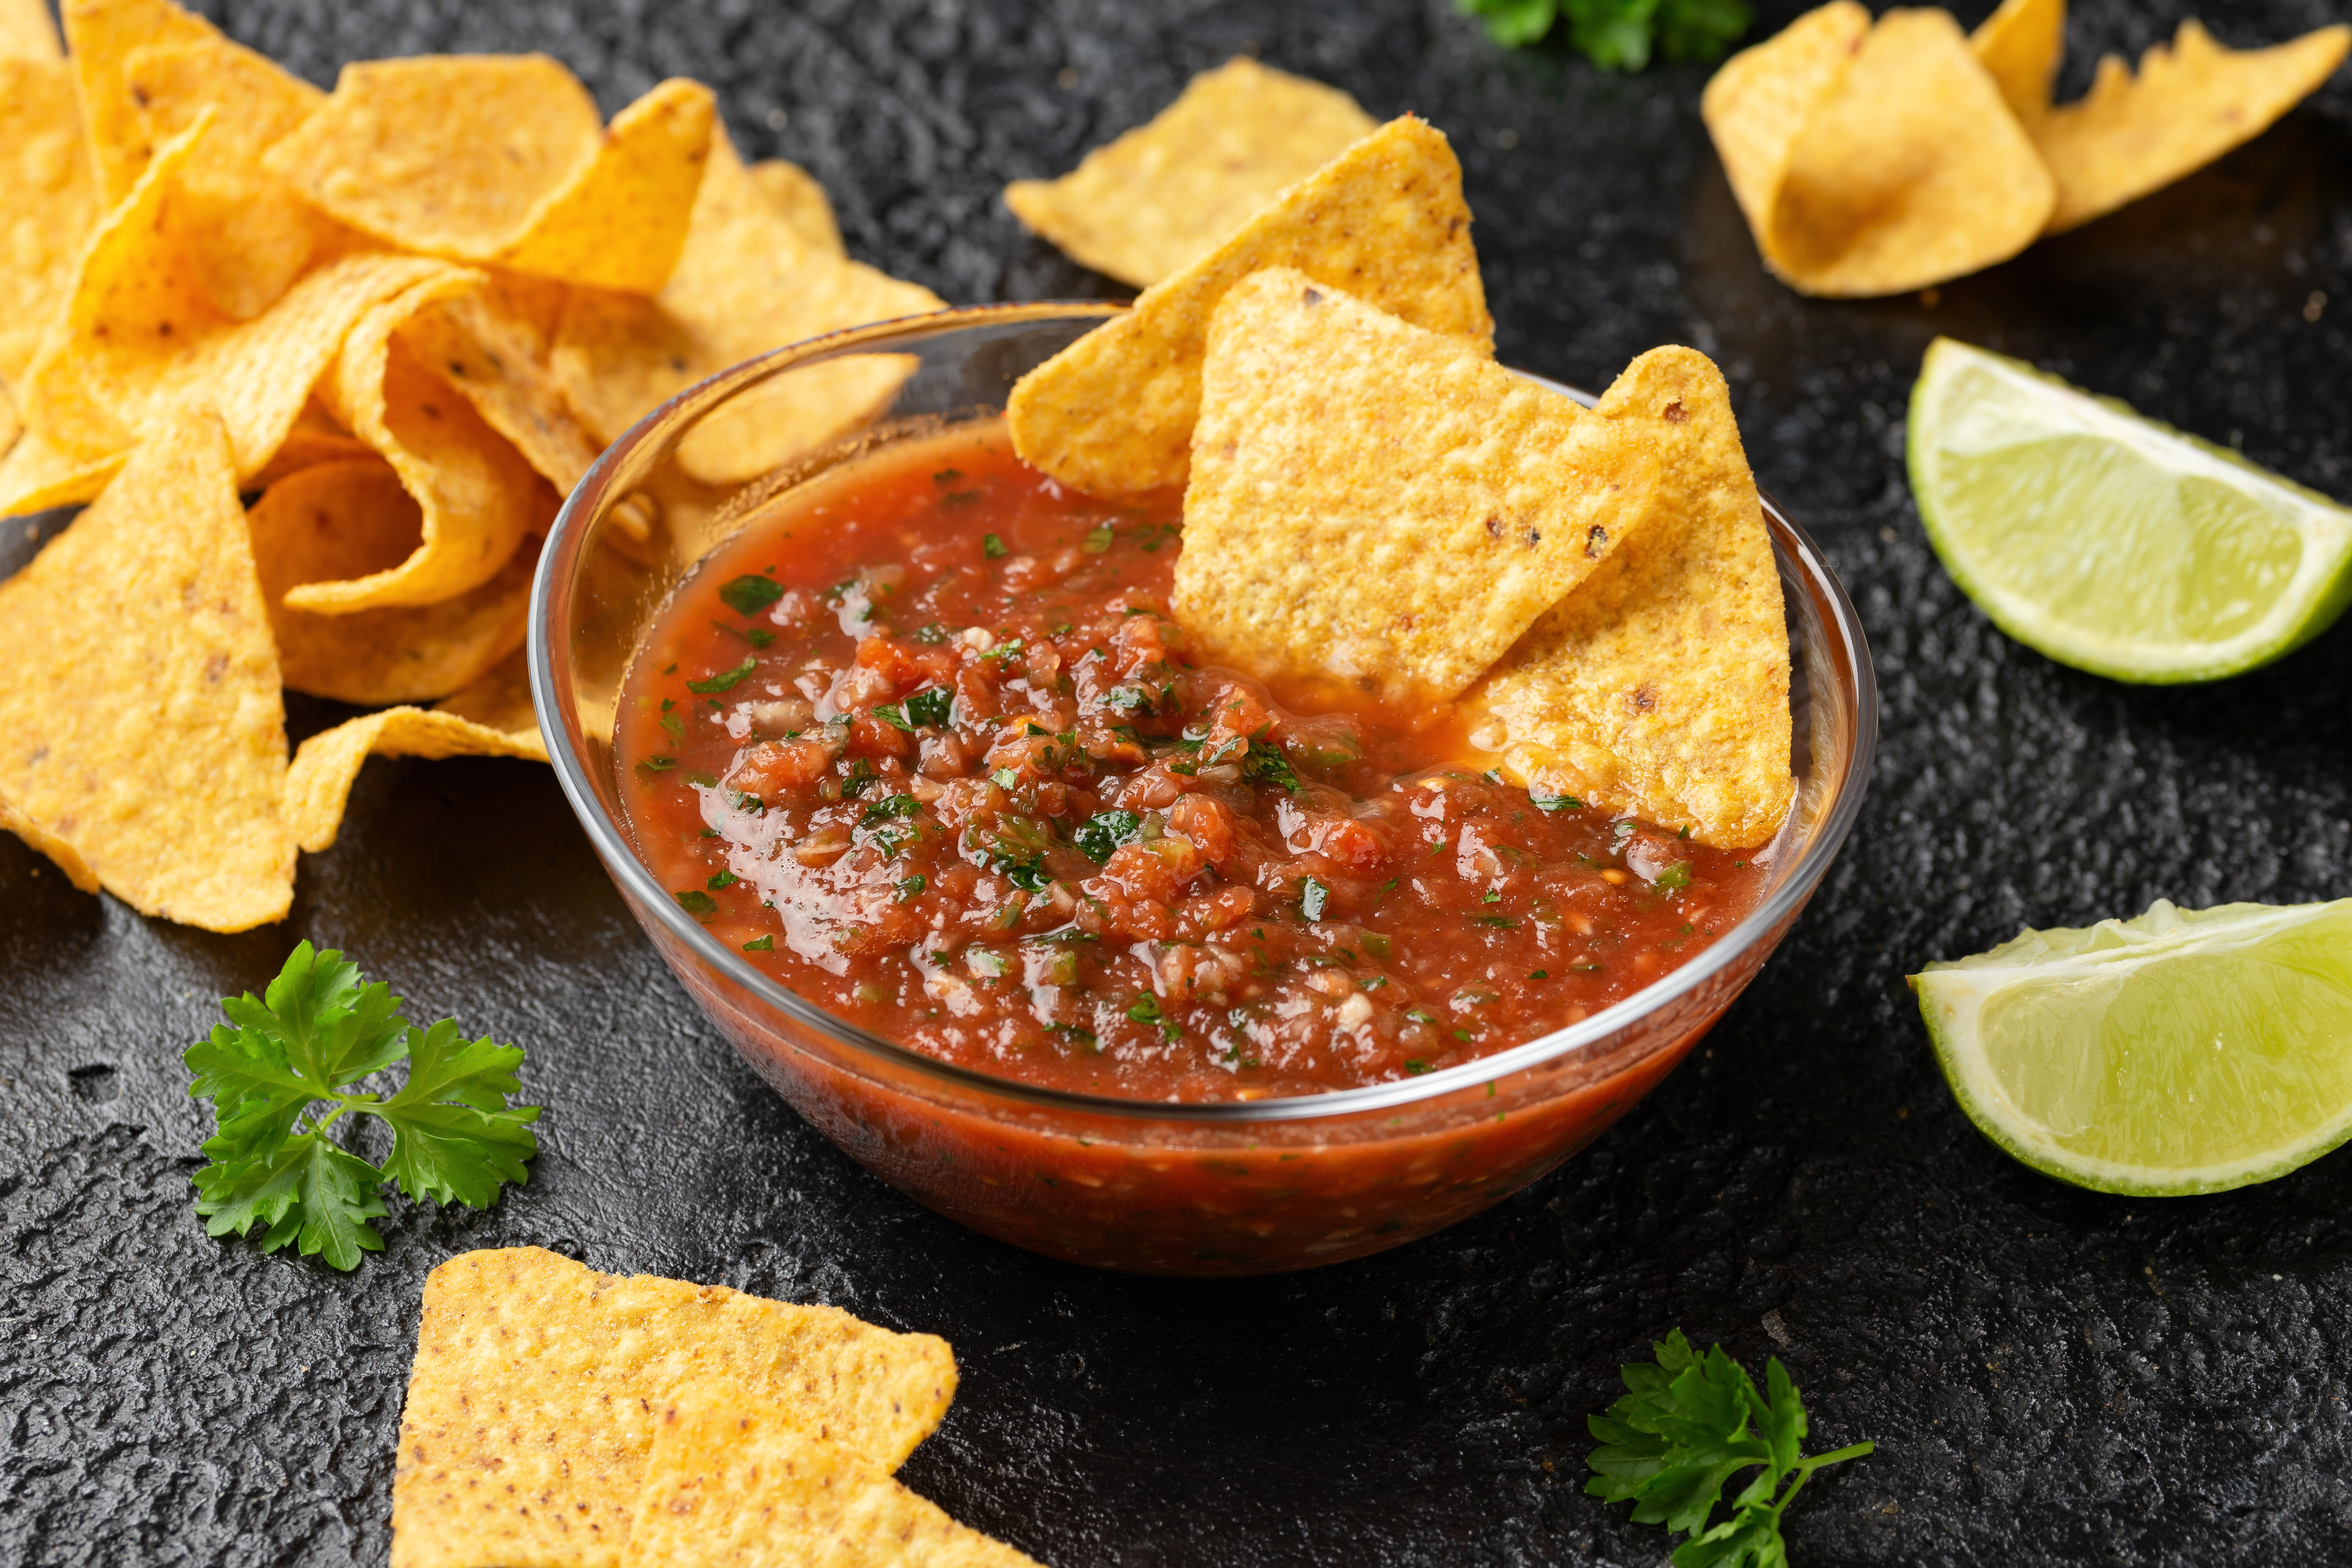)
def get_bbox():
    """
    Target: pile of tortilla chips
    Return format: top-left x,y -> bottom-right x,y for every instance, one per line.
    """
1006,101 -> 1794,849
393,1247 -> 1044,1568
0,0 -> 939,932
1702,0 -> 2351,297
